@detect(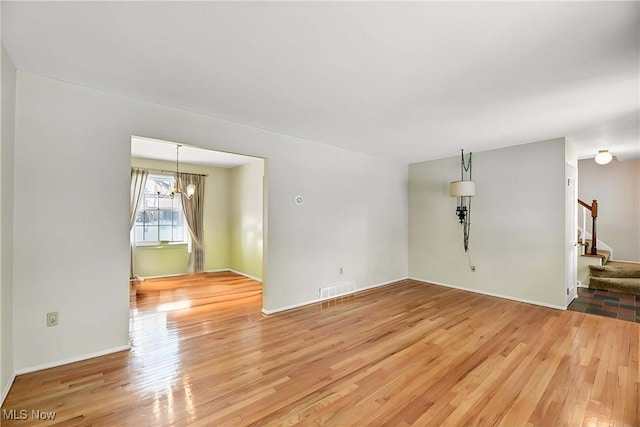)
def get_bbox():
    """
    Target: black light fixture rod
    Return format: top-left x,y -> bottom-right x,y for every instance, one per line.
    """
461,149 -> 472,179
